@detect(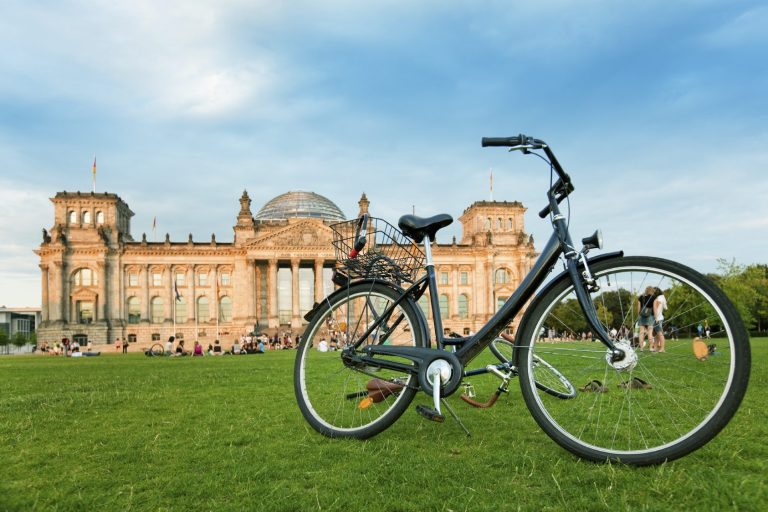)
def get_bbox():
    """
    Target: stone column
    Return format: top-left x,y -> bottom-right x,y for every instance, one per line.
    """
314,259 -> 324,303
452,265 -> 459,320
291,259 -> 301,328
49,262 -> 62,323
141,265 -> 150,323
211,265 -> 219,324
255,263 -> 262,324
61,261 -> 70,323
165,265 -> 173,322
40,264 -> 49,323
188,266 -> 196,323
267,259 -> 278,328
97,261 -> 107,322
